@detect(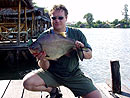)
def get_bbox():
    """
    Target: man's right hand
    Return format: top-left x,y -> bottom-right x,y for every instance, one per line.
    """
36,52 -> 50,70
36,51 -> 46,61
